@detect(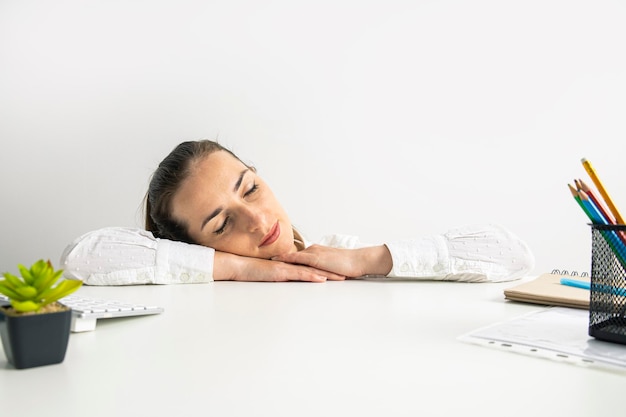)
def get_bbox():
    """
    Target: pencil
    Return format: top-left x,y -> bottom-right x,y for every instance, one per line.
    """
568,183 -> 592,219
578,190 -> 607,224
578,179 -> 615,224
580,177 -> 626,245
574,178 -> 582,191
581,158 -> 625,224
578,190 -> 626,266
